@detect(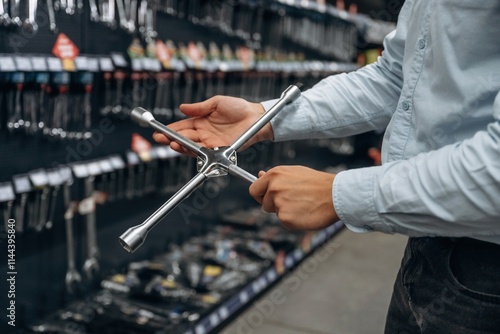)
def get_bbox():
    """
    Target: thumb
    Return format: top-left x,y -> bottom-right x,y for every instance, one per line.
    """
179,96 -> 220,117
258,170 -> 267,178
